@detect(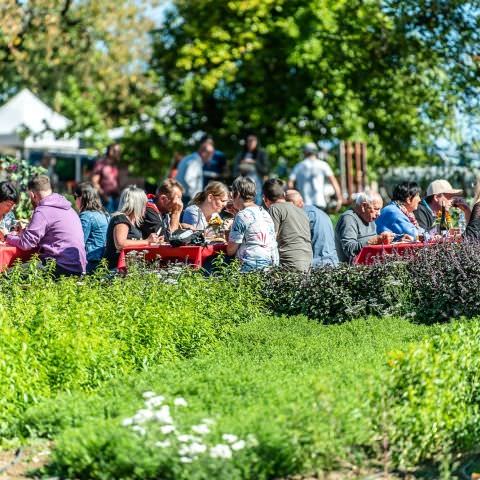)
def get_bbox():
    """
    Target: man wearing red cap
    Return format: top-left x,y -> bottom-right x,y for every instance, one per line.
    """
414,179 -> 470,231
